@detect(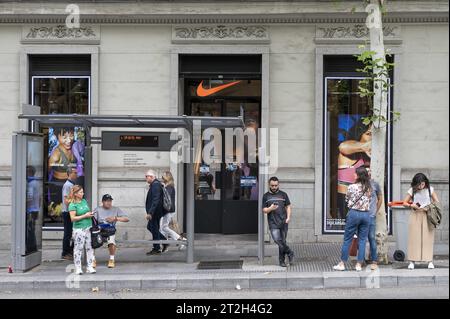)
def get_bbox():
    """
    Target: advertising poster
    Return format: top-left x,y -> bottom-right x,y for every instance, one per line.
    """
44,126 -> 85,226
326,114 -> 372,231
